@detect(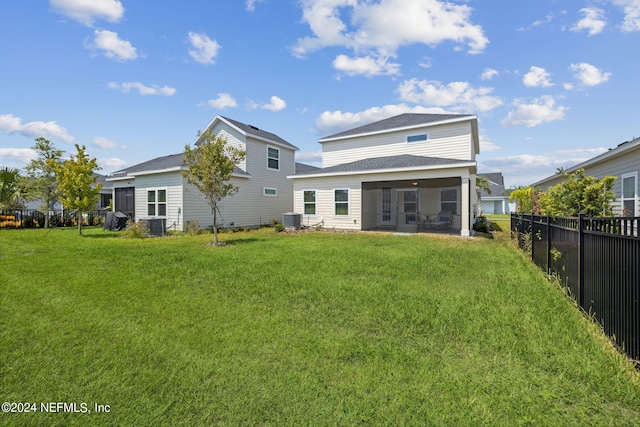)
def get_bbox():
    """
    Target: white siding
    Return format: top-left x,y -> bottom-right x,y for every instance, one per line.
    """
182,134 -> 296,229
536,147 -> 640,215
322,121 -> 474,167
134,171 -> 184,231
294,175 -> 362,230
206,121 -> 248,172
294,167 -> 474,231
